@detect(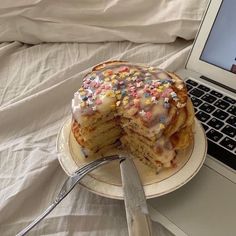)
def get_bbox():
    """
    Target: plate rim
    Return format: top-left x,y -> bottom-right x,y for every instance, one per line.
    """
56,117 -> 207,200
